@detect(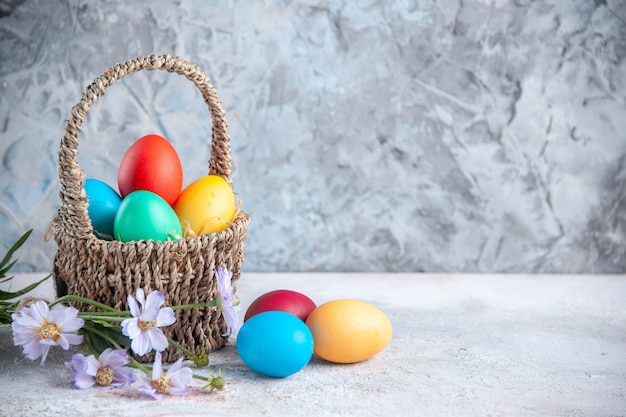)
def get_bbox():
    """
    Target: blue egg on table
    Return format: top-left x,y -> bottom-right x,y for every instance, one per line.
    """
236,311 -> 314,378
84,178 -> 122,240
